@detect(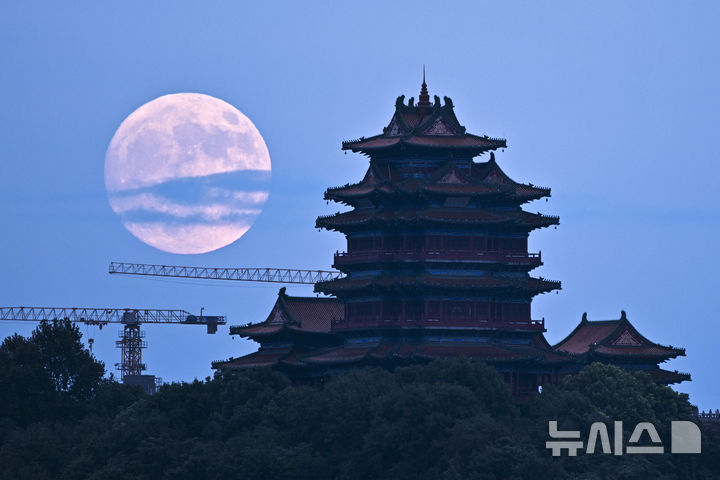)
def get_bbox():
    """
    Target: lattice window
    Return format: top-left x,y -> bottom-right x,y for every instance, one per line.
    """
447,301 -> 472,321
426,301 -> 442,321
